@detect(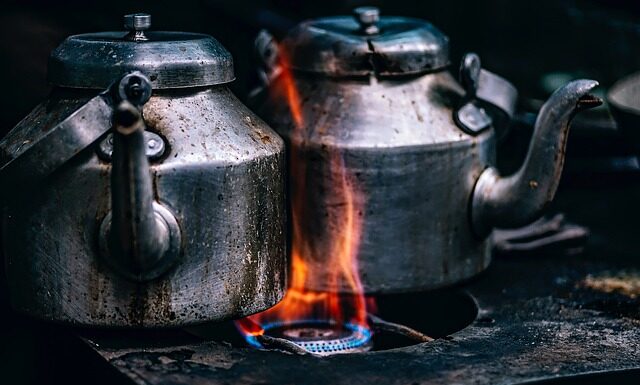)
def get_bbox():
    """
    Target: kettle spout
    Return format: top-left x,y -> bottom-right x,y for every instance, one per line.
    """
98,73 -> 182,281
471,79 -> 602,237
